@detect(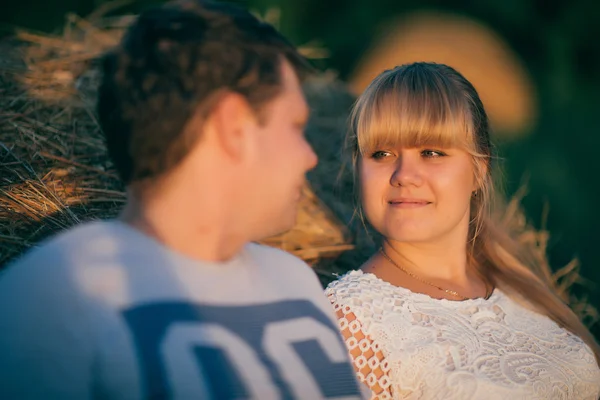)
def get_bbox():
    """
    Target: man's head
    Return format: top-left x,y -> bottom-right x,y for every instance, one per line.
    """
97,0 -> 310,185
97,0 -> 317,241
